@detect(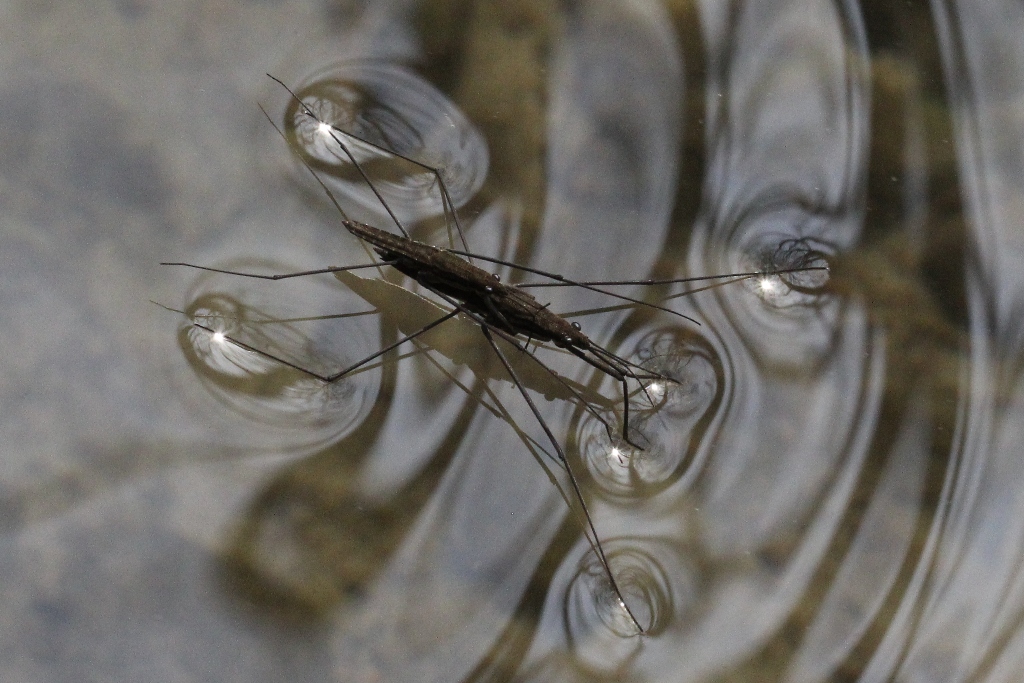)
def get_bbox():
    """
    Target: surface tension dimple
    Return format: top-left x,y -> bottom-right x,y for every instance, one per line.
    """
282,61 -> 488,228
